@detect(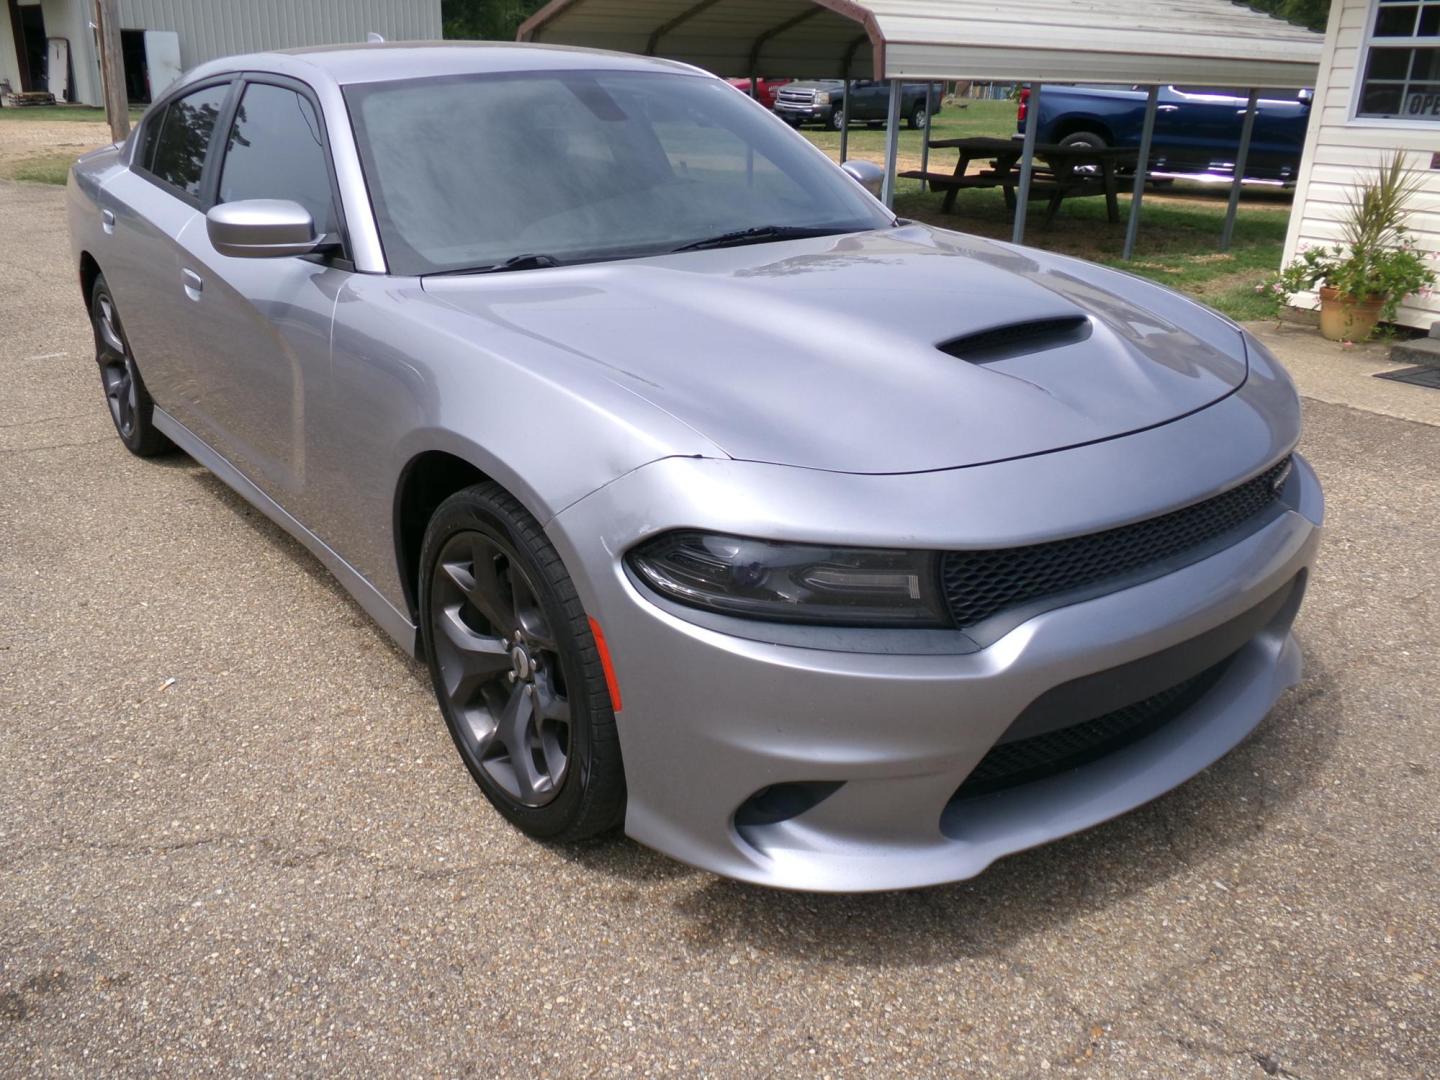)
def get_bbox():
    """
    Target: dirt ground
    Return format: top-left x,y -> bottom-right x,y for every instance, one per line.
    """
0,118 -> 112,172
3,167 -> 1440,1077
